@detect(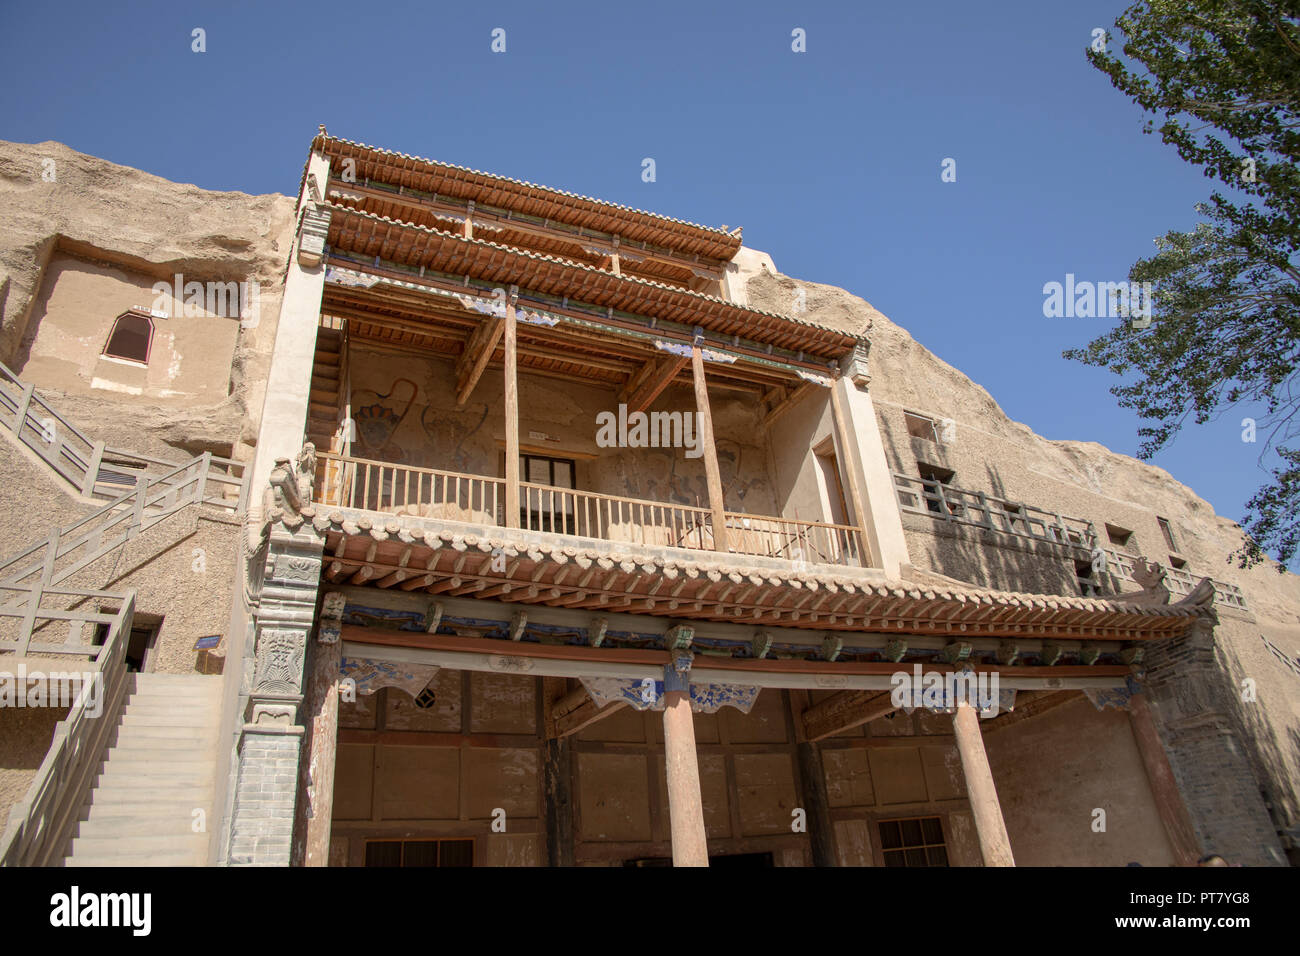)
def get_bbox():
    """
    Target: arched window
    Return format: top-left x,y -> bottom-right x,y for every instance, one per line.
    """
103,311 -> 153,364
